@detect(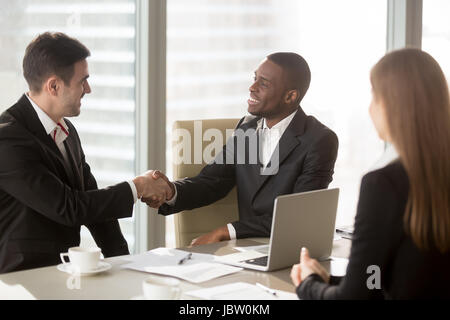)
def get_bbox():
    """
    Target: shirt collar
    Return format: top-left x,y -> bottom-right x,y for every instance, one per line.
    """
25,93 -> 69,135
262,109 -> 297,131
